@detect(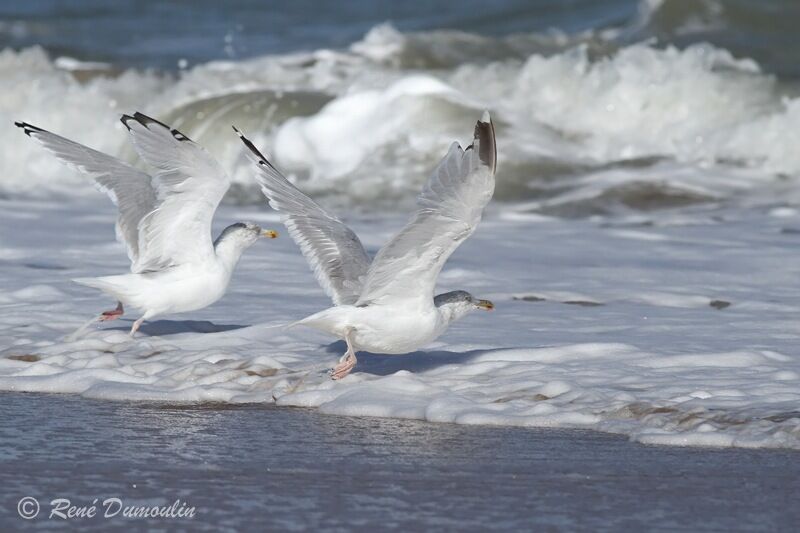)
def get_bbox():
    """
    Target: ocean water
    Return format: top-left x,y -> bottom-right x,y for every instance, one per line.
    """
3,0 -> 800,213
2,0 -> 800,458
